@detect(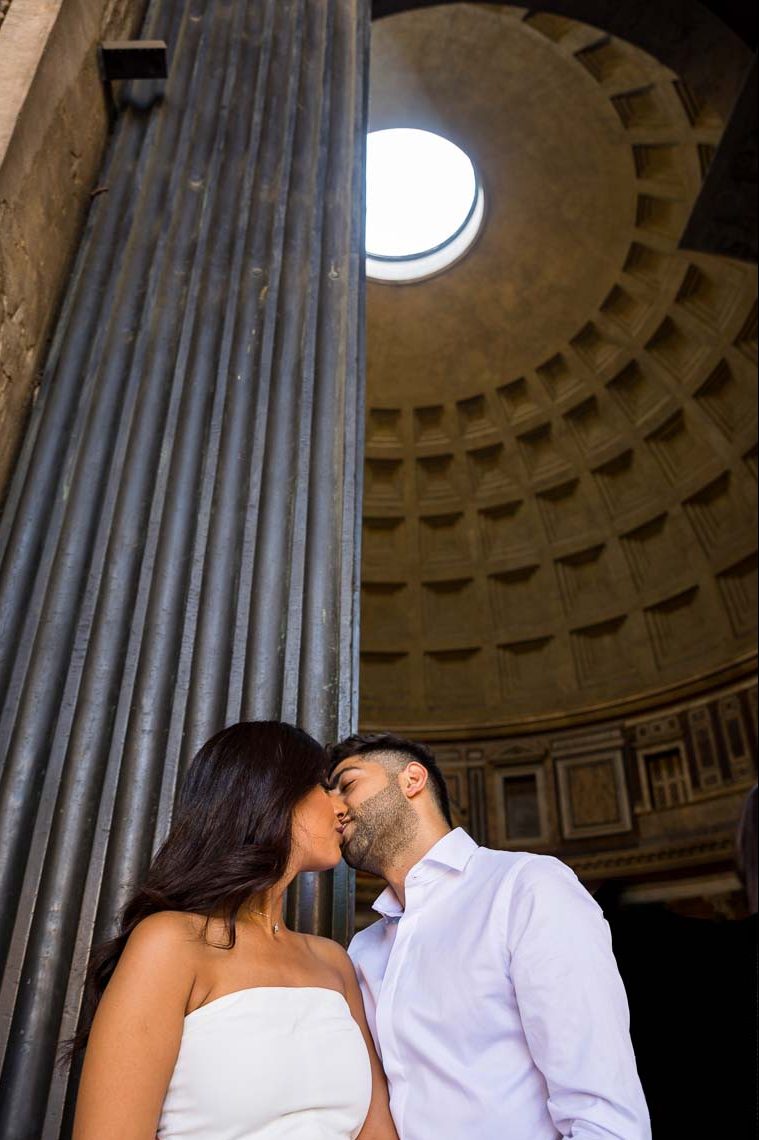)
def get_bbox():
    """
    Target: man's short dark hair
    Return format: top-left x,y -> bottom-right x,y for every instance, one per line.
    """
327,732 -> 453,827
